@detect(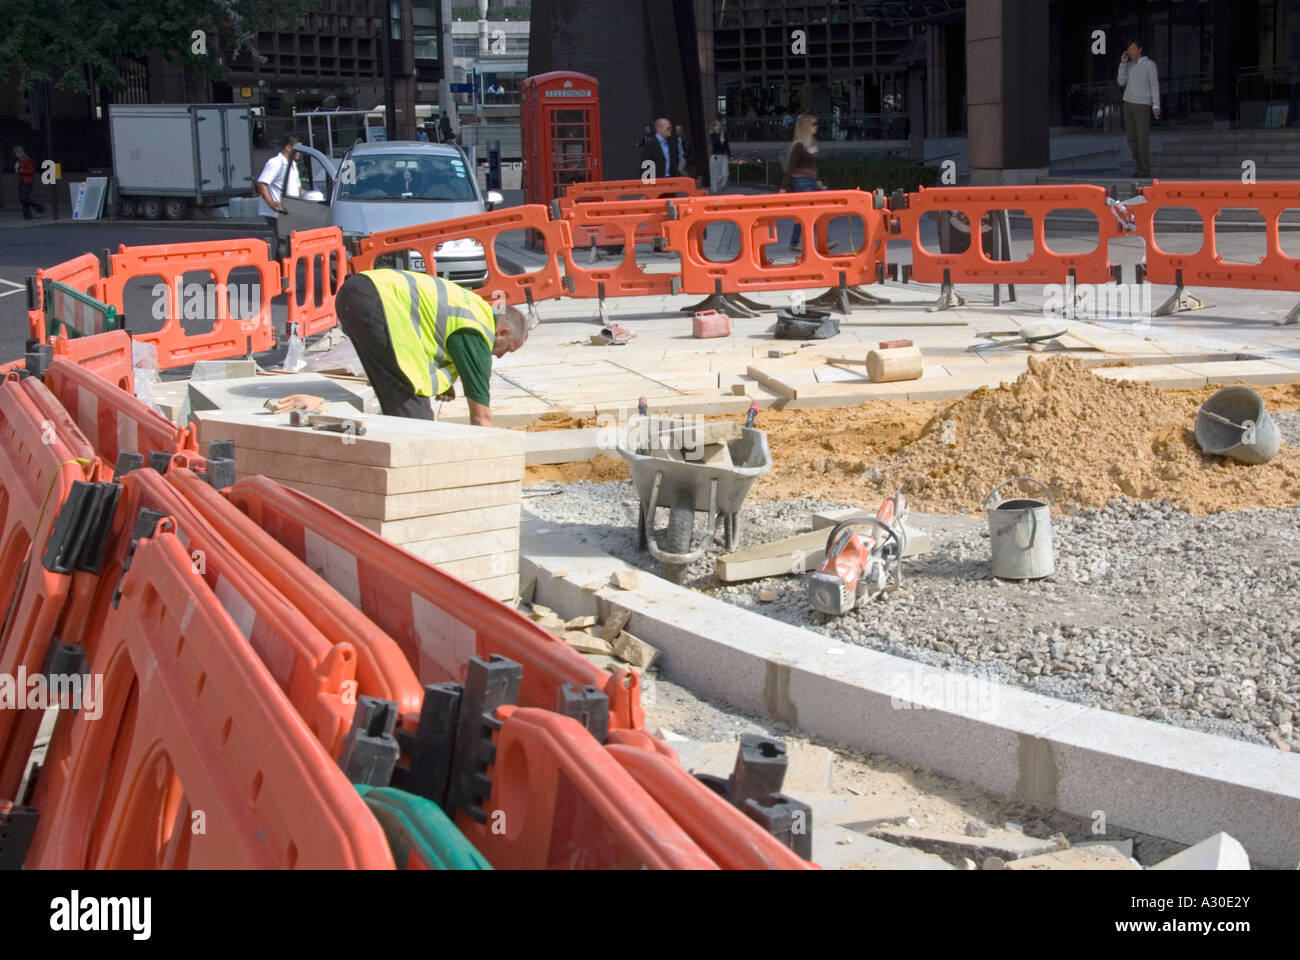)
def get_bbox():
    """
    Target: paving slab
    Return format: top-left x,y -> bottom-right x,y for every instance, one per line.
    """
1178,360 -> 1300,386
1092,365 -> 1210,389
230,448 -> 525,496
813,825 -> 956,870
1149,832 -> 1251,871
246,475 -> 522,522
525,428 -> 610,465
1004,846 -> 1140,870
869,825 -> 1061,863
195,408 -> 524,467
357,502 -> 521,542
188,373 -> 379,415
